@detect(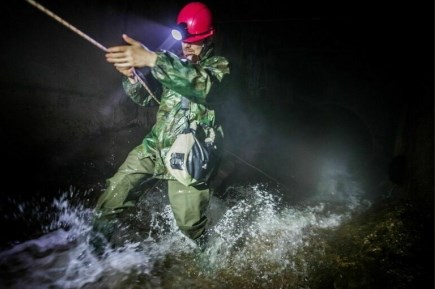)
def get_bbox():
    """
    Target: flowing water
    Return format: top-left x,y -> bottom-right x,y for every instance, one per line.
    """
0,169 -> 370,289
